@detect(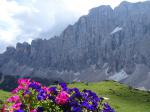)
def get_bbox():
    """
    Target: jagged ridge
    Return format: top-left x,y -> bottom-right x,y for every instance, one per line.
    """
1,1 -> 150,89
